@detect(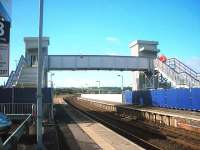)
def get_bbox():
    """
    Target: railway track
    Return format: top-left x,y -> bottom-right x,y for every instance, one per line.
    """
65,97 -> 200,150
66,100 -> 162,150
